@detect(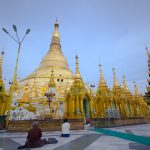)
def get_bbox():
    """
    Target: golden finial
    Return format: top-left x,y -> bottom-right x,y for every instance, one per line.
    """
113,67 -> 119,87
1,48 -> 5,59
53,18 -> 60,37
75,54 -> 82,79
145,46 -> 150,59
55,18 -> 59,27
0,49 -> 5,62
48,66 -> 56,87
99,64 -> 106,85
